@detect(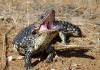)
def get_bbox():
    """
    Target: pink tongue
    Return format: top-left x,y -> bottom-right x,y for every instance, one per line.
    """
39,22 -> 56,32
39,22 -> 48,31
39,25 -> 47,31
